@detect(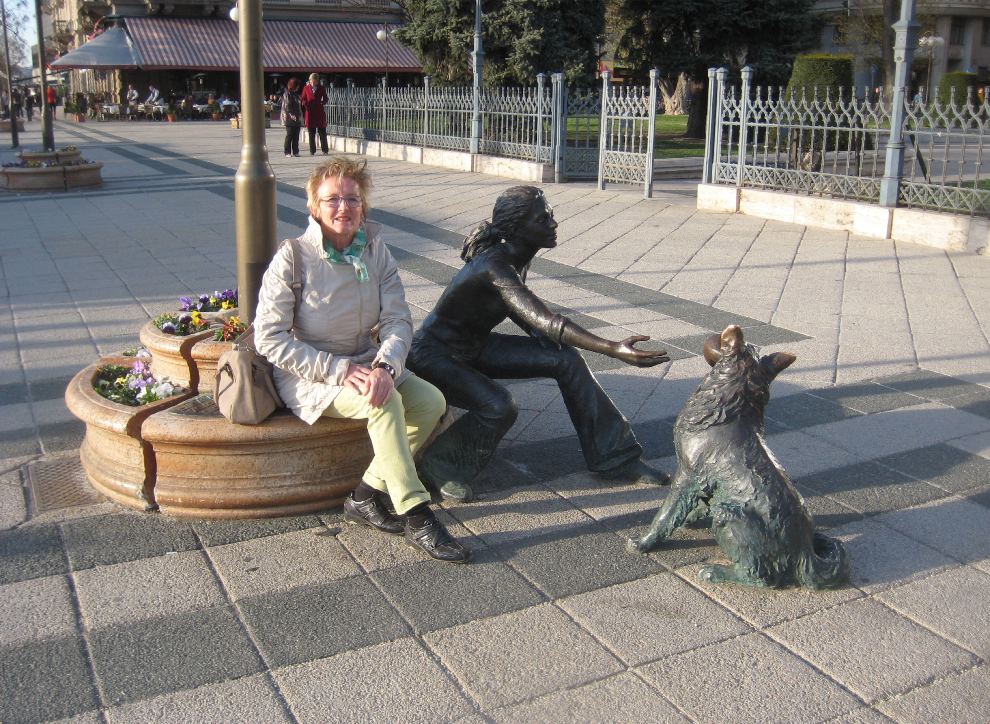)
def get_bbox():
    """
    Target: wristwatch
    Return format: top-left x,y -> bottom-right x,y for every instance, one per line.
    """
372,361 -> 396,380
